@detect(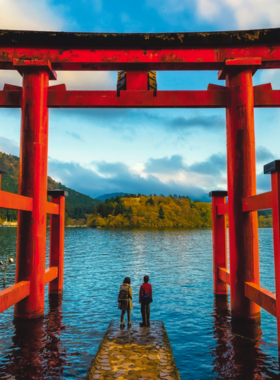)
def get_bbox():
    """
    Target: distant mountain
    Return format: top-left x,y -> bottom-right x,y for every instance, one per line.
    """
0,152 -> 101,221
95,192 -> 126,201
